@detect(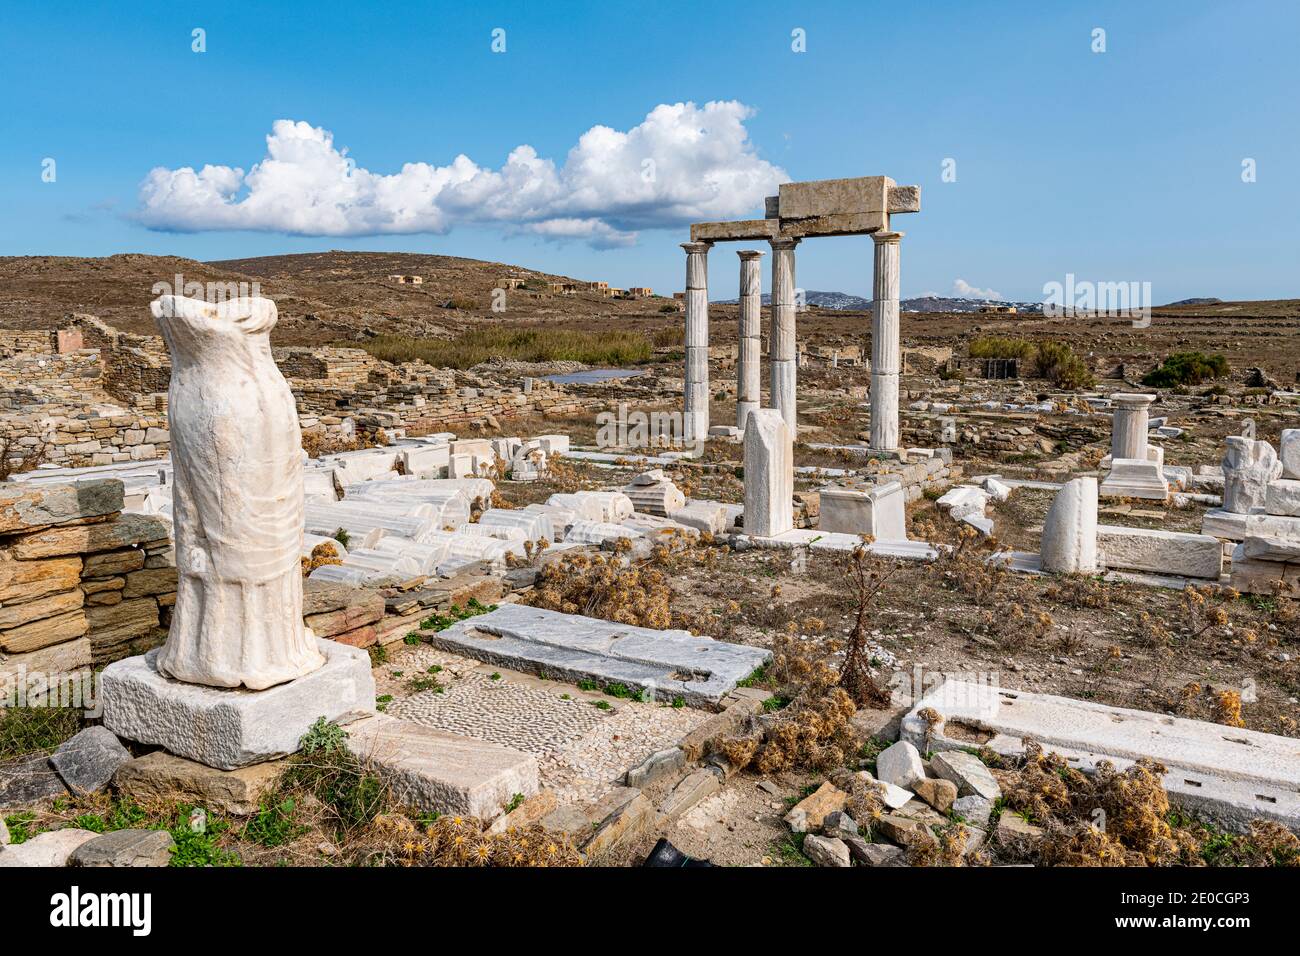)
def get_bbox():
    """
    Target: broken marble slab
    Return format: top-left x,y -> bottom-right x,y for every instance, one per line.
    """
427,603 -> 770,707
565,519 -> 643,546
1265,479 -> 1300,517
738,528 -> 938,560
1097,525 -> 1223,580
1201,508 -> 1300,542
668,500 -> 728,535
1241,535 -> 1300,562
901,680 -> 1300,831
935,485 -> 989,521
371,536 -> 450,575
477,508 -> 554,544
345,713 -> 538,820
304,503 -> 433,547
546,491 -> 634,524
